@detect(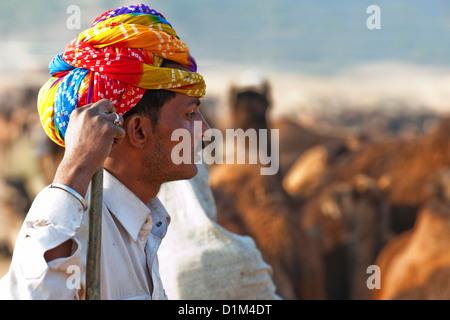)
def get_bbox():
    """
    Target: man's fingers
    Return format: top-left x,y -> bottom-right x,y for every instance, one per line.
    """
108,112 -> 125,144
78,99 -> 115,114
108,112 -> 124,127
68,98 -> 125,145
89,99 -> 115,114
81,99 -> 125,129
88,100 -> 125,129
112,125 -> 126,145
